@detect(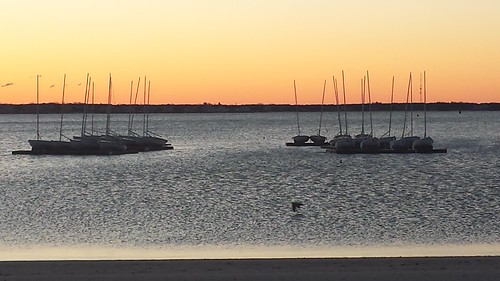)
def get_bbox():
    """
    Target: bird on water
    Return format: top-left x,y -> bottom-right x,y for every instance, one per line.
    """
292,201 -> 304,212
